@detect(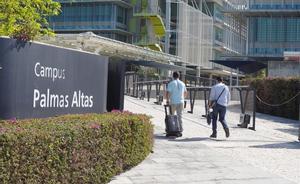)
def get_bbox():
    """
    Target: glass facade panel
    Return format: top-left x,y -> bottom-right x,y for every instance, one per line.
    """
250,15 -> 300,56
215,27 -> 223,42
50,2 -> 128,31
117,6 -> 127,24
255,17 -> 300,43
256,18 -> 267,42
214,4 -> 224,20
249,0 -> 300,10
